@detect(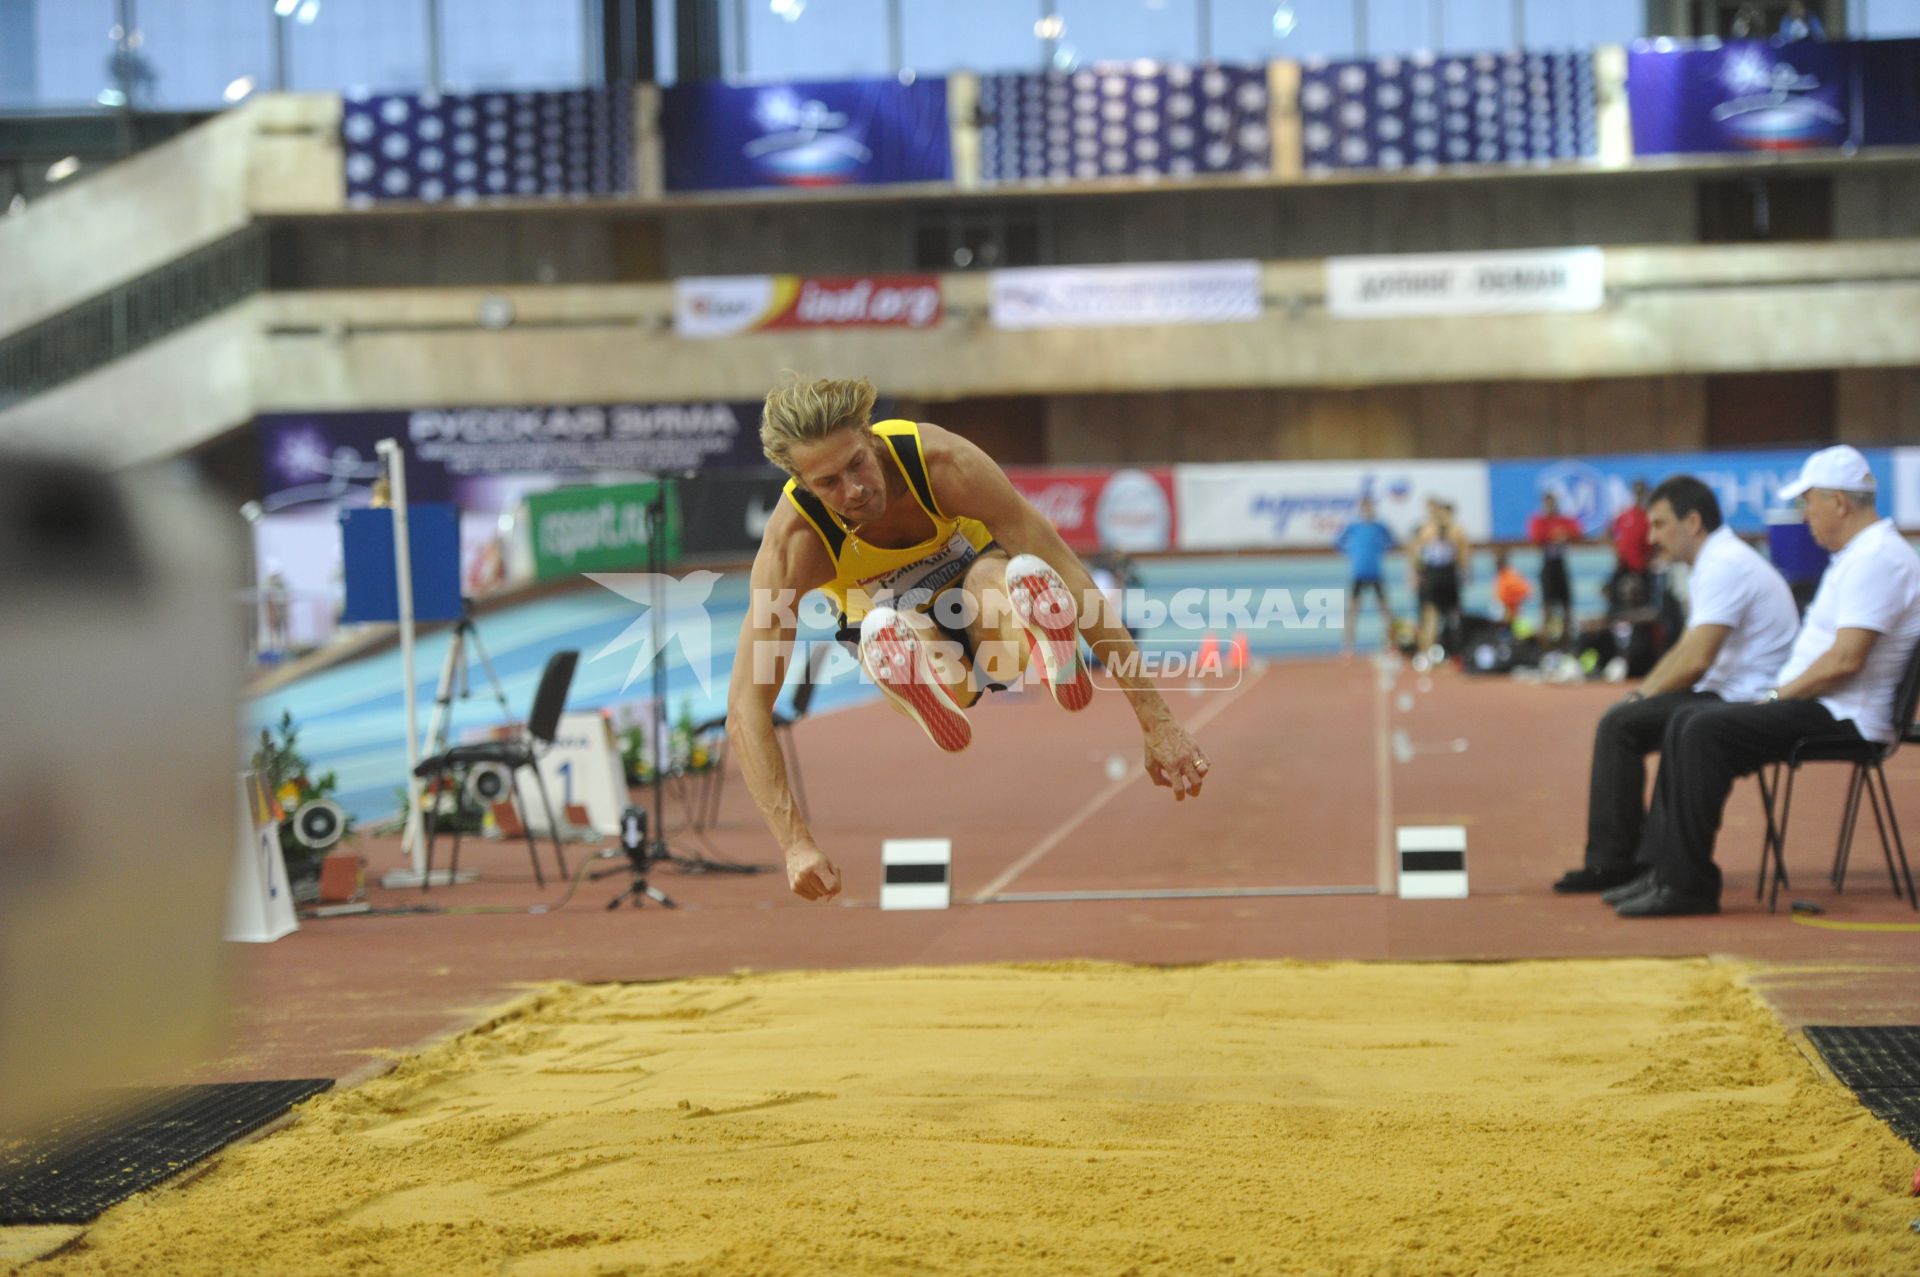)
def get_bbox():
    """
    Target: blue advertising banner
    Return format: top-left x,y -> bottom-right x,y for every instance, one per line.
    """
1628,38 -> 1920,155
978,63 -> 1269,184
257,404 -> 775,515
342,86 -> 634,205
1300,50 -> 1596,172
1490,448 -> 1898,540
663,77 -> 950,192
